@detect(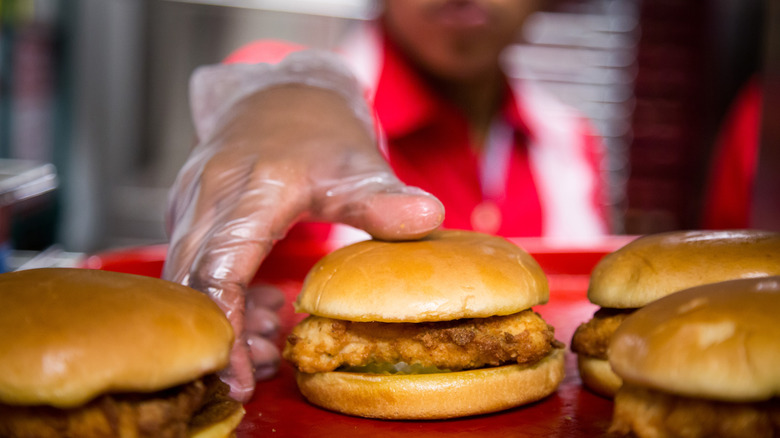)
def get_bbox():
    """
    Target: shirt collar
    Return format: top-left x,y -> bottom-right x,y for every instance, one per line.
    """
373,27 -> 533,141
